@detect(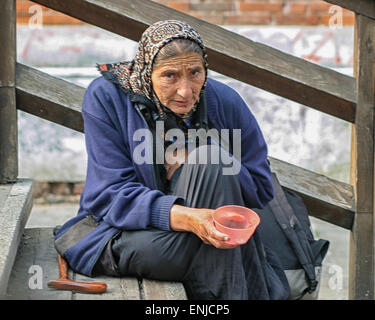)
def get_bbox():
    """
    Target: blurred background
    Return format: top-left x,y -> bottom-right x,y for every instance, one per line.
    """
17,0 -> 353,299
